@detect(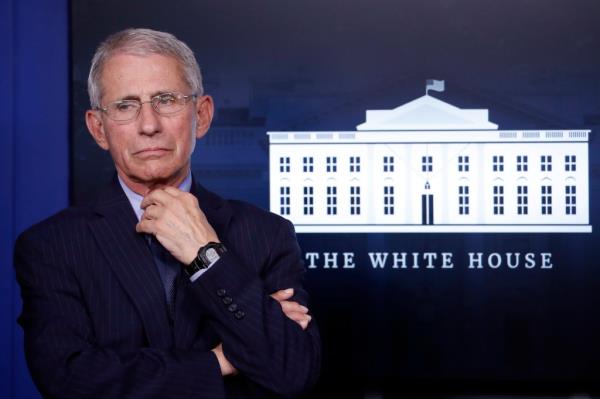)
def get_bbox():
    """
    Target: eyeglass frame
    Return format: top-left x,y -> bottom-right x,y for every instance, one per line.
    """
94,92 -> 198,122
